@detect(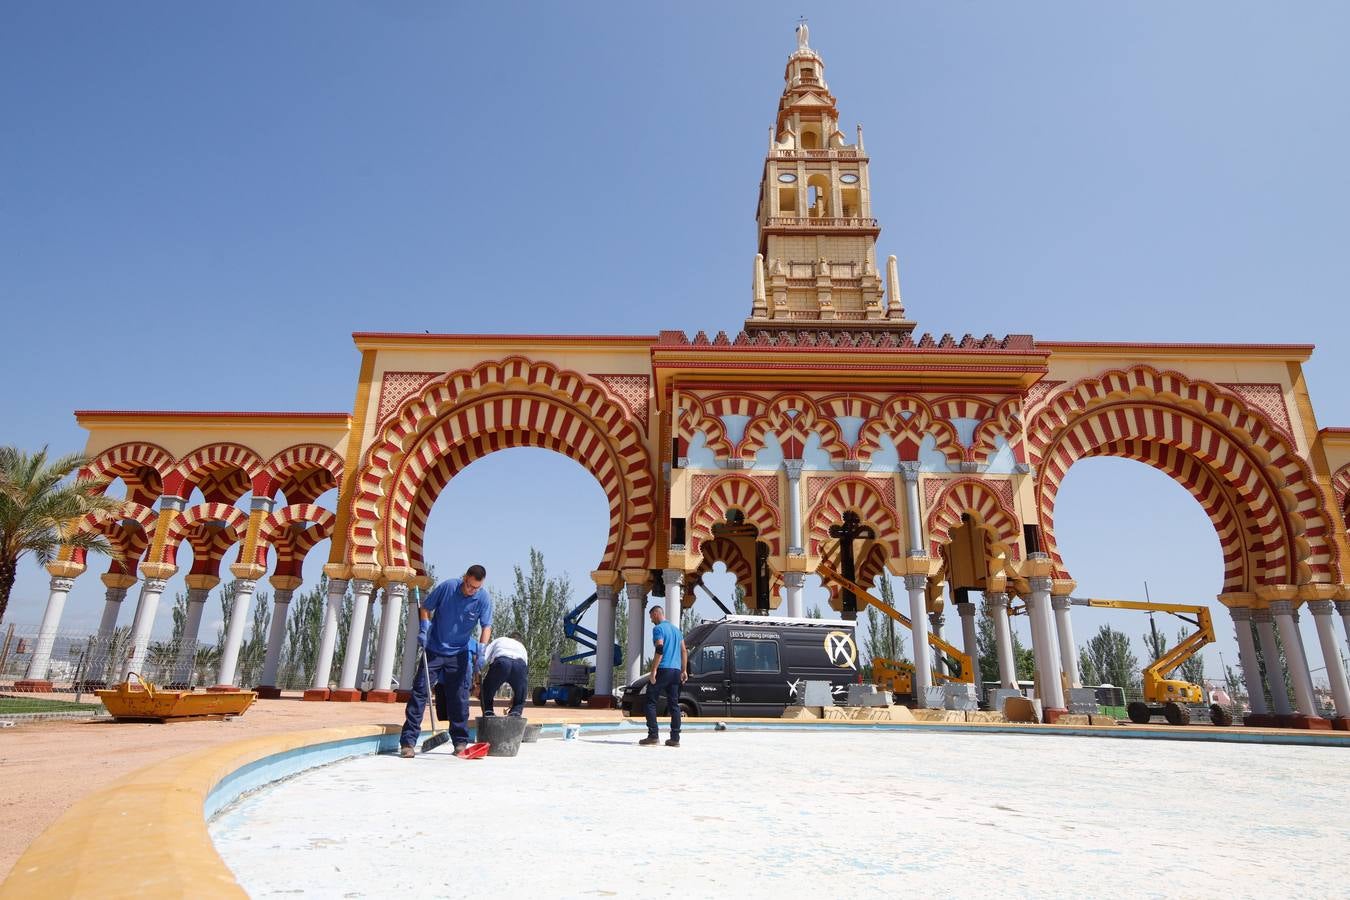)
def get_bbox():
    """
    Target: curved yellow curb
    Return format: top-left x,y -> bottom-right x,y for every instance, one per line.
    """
1,724 -> 400,900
